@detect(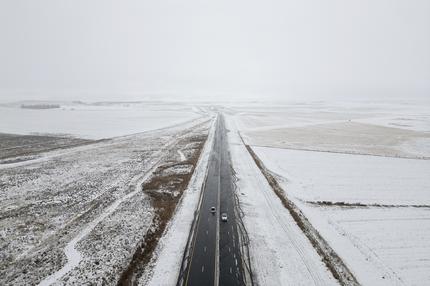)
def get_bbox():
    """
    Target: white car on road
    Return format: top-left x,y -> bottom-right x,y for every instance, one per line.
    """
221,213 -> 228,222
